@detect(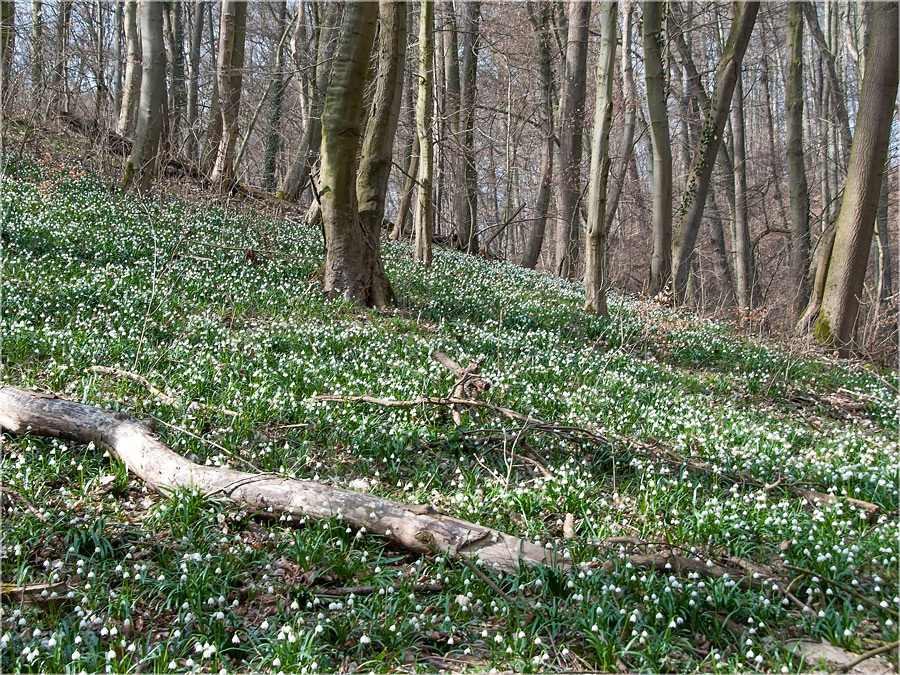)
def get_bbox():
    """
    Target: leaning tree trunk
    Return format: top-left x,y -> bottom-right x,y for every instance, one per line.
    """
413,0 -> 435,266
122,0 -> 167,193
671,1 -> 759,301
812,1 -> 898,352
0,386 -> 560,574
355,0 -> 406,300
584,1 -> 617,316
521,0 -> 555,270
320,2 -> 392,307
554,0 -> 590,279
786,1 -> 810,319
643,1 -> 673,297
117,0 -> 141,138
210,0 -> 247,189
